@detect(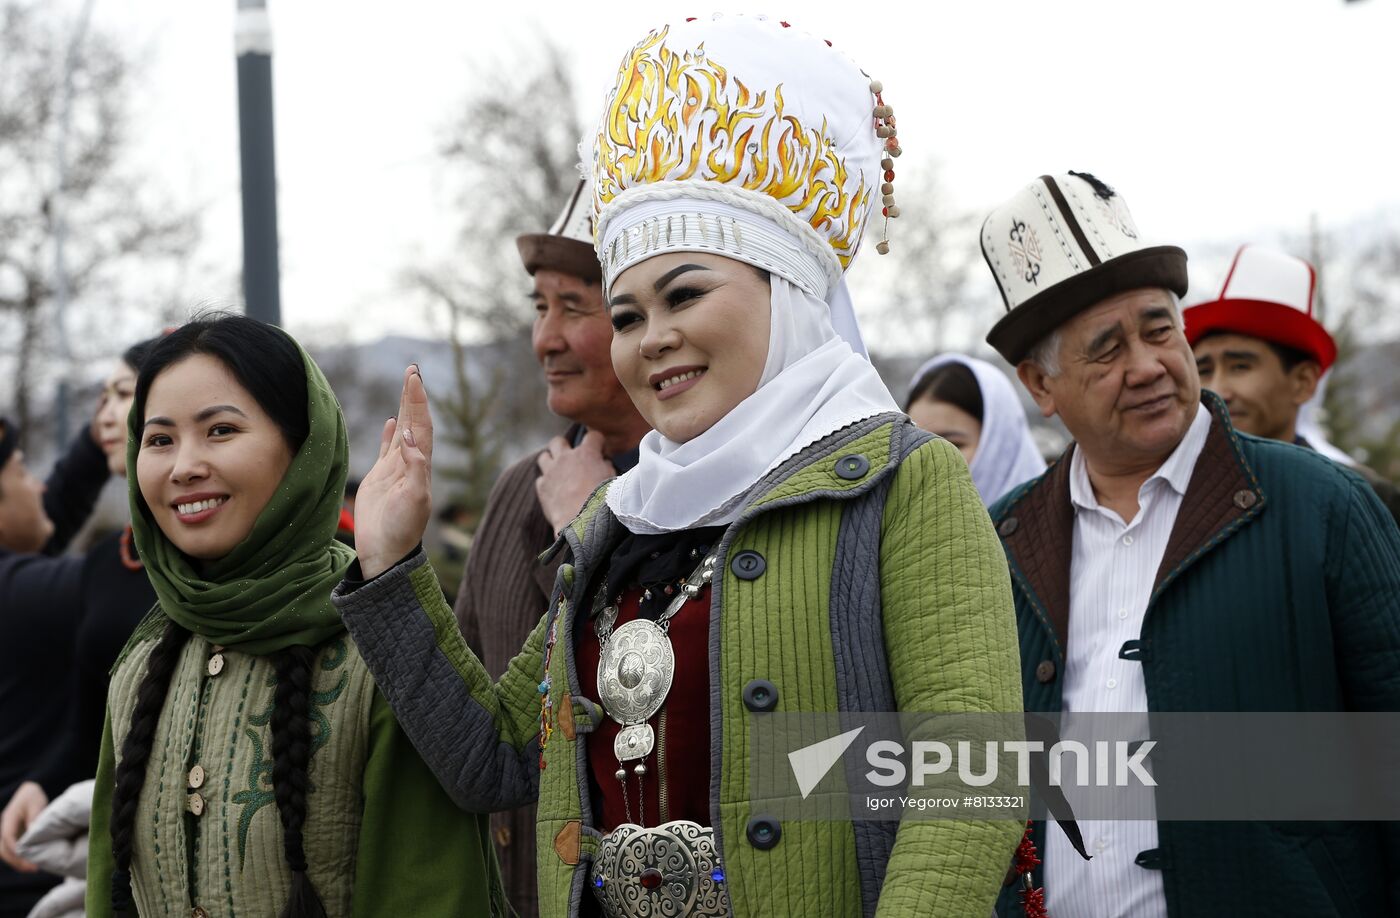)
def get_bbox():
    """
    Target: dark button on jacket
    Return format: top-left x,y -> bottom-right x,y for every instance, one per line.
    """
835,454 -> 870,480
731,550 -> 766,580
742,679 -> 779,712
746,816 -> 782,850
